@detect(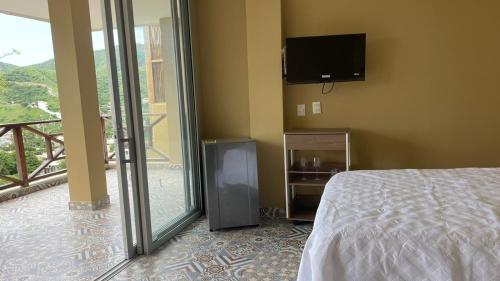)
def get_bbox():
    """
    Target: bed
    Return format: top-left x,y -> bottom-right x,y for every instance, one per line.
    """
297,168 -> 500,281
